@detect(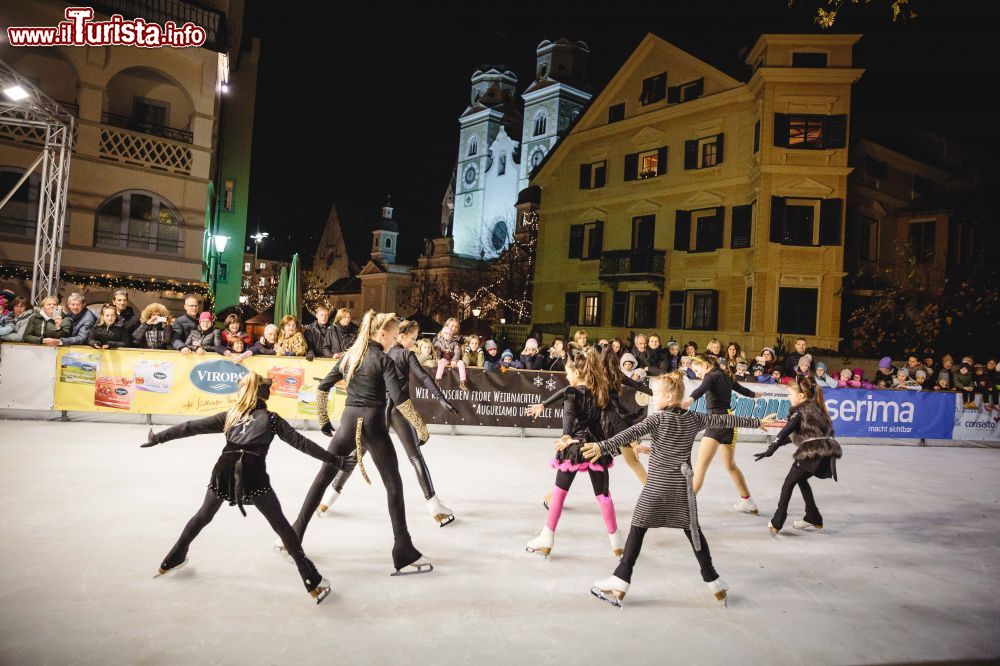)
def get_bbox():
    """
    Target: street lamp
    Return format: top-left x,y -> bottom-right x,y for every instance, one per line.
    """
472,308 -> 481,318
250,230 -> 269,276
210,234 -> 229,296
